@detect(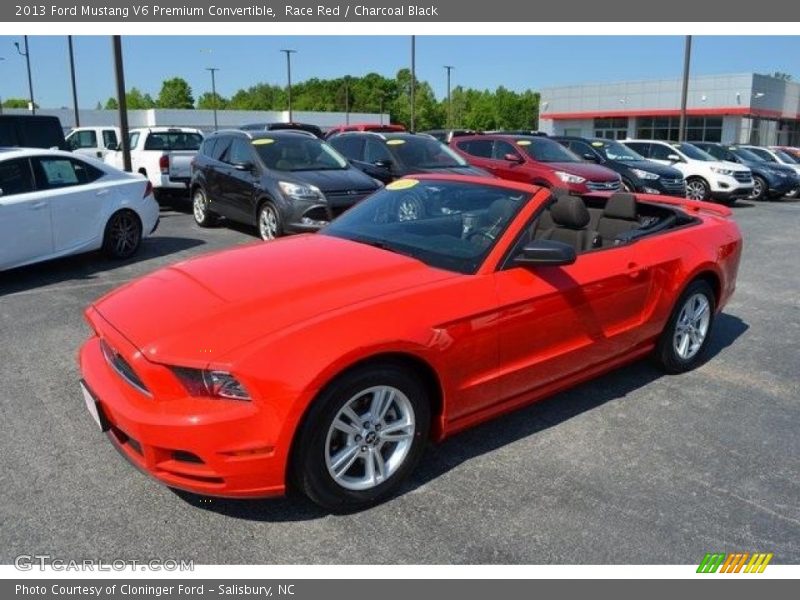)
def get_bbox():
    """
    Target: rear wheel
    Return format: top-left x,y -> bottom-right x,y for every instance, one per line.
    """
654,280 -> 716,374
685,177 -> 710,201
749,175 -> 768,201
102,210 -> 142,259
292,363 -> 431,512
192,187 -> 218,227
